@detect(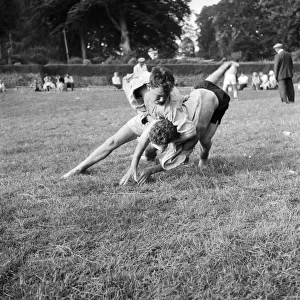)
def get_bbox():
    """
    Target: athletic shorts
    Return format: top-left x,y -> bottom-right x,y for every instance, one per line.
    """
223,73 -> 237,85
194,80 -> 230,125
126,113 -> 148,136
